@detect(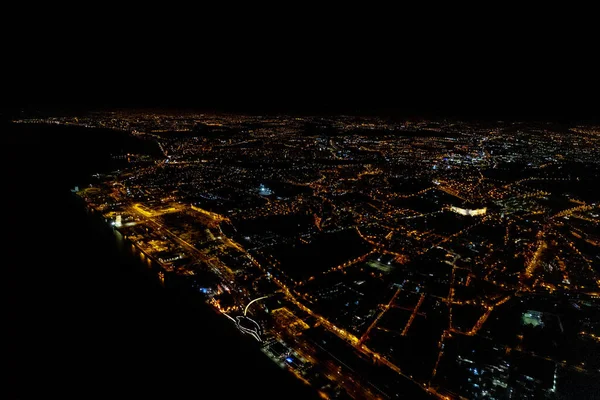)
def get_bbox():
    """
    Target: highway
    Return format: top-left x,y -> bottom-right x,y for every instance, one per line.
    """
125,204 -> 236,284
124,201 -> 439,398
